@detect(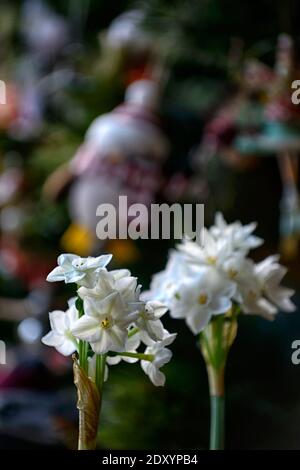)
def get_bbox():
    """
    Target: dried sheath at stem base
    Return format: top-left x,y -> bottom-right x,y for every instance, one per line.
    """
73,355 -> 101,450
